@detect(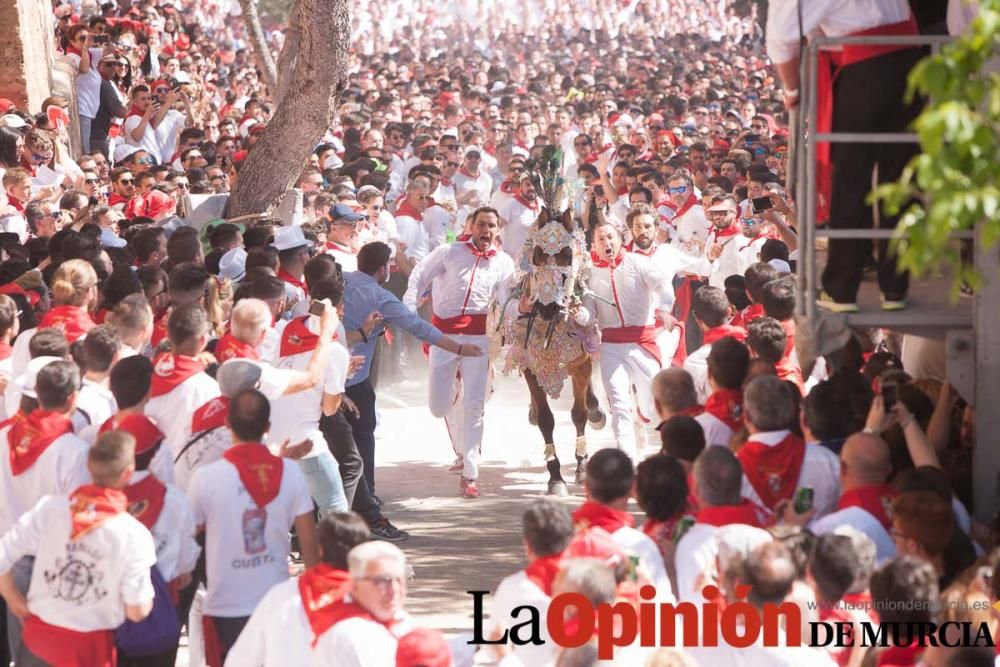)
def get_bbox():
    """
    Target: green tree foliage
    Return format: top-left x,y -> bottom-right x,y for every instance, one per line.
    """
871,3 -> 1000,295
